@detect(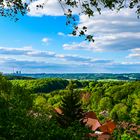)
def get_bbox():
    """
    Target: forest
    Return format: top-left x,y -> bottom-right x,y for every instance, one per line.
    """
0,74 -> 140,140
